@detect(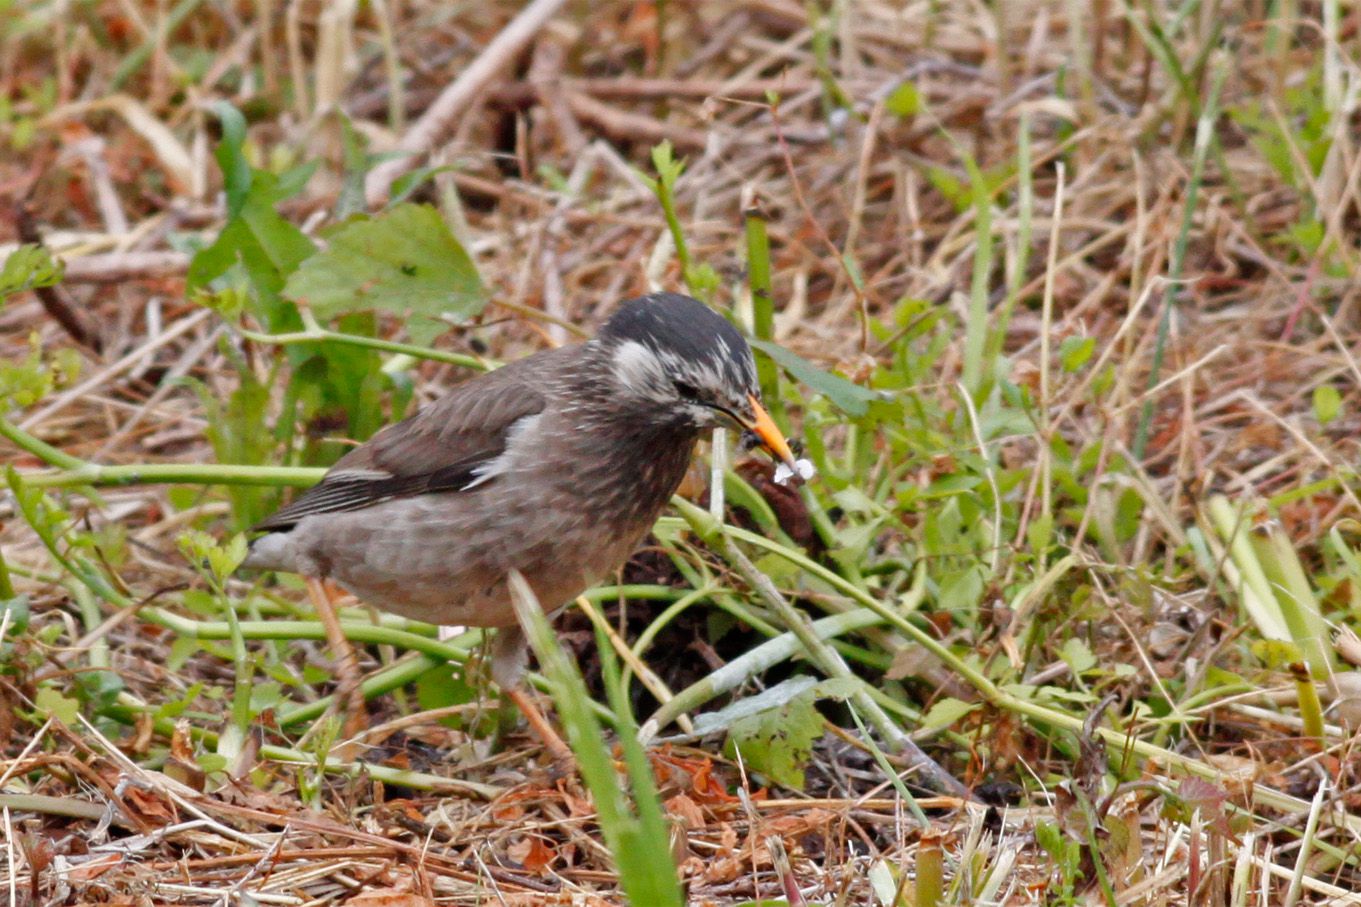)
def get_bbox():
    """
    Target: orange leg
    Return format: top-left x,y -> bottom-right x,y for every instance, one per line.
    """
307,577 -> 368,741
504,685 -> 574,768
